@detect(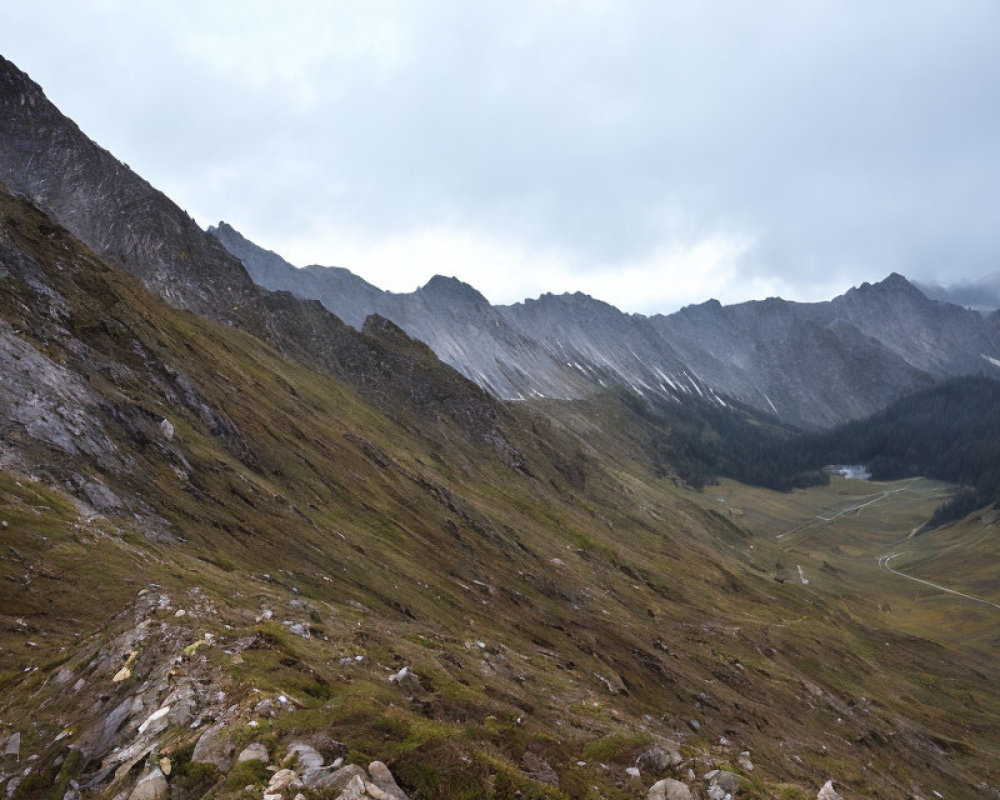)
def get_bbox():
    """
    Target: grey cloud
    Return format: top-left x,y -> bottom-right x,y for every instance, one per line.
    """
2,1 -> 999,306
